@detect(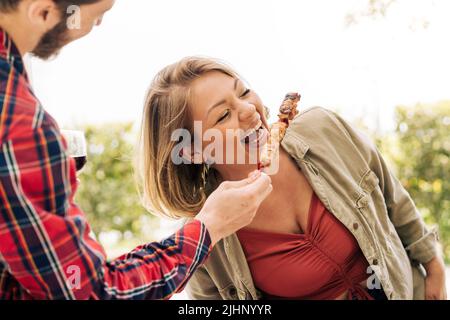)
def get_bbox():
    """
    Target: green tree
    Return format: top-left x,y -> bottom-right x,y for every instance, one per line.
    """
386,102 -> 450,262
75,123 -> 156,245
